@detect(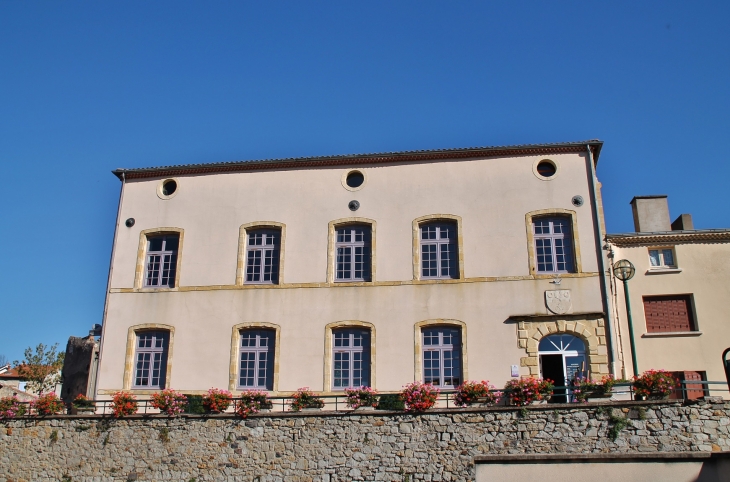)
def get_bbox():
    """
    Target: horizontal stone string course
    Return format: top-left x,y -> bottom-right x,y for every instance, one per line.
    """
1,399 -> 728,481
